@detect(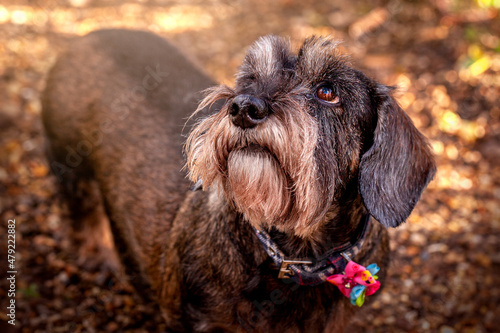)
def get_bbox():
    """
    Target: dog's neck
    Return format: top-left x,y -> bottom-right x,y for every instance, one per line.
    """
207,185 -> 368,262
266,194 -> 368,260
